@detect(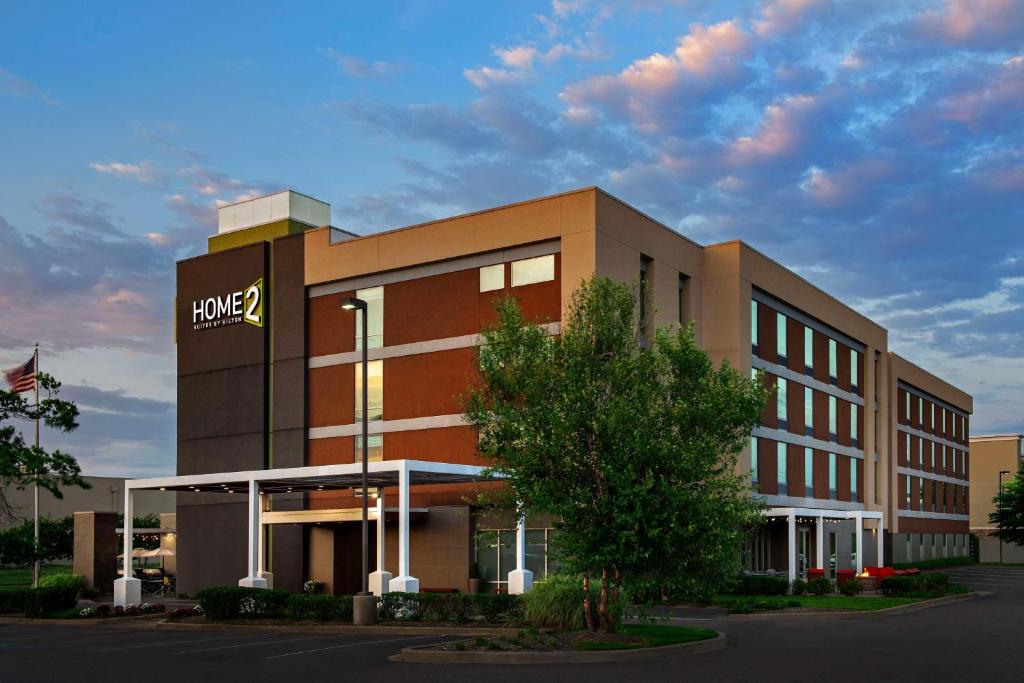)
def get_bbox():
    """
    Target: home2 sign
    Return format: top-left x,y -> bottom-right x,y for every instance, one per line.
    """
192,279 -> 264,331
